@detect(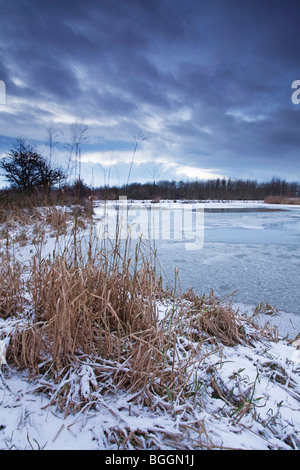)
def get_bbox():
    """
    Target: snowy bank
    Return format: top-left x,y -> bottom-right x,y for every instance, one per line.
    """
0,296 -> 299,450
0,202 -> 299,450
